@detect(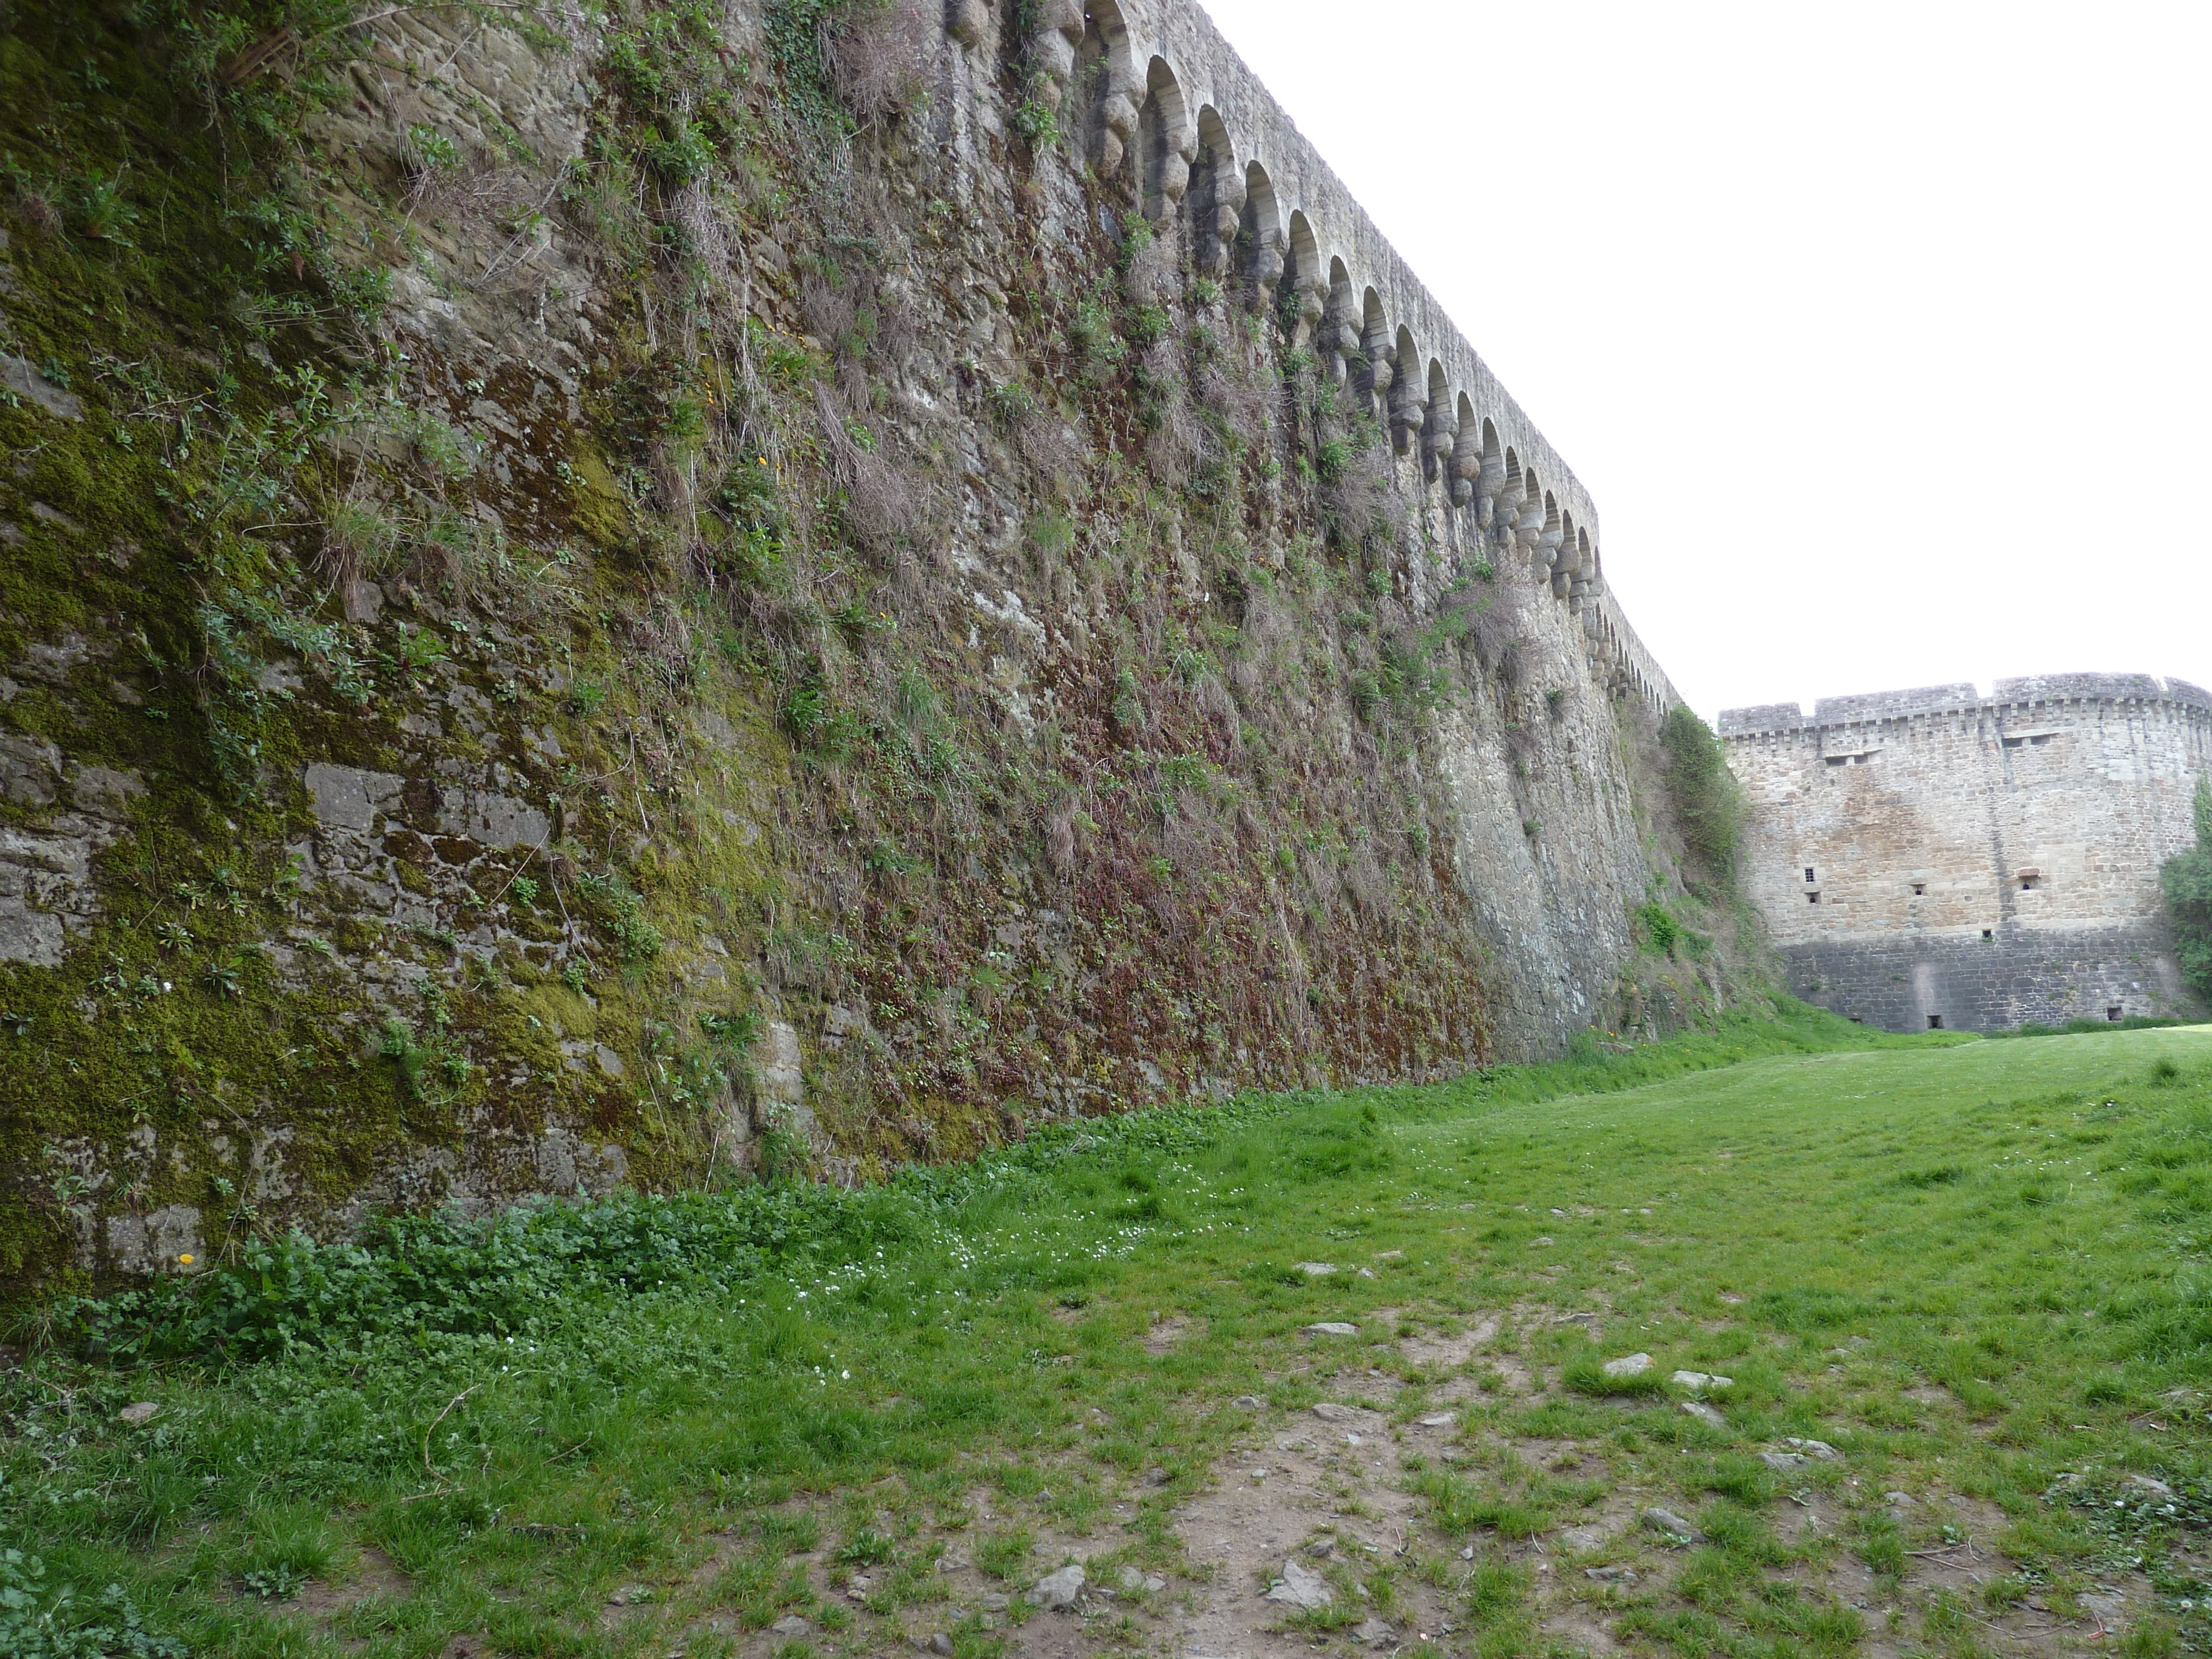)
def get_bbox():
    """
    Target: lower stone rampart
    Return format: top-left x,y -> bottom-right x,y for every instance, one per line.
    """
1781,922 -> 2196,1032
